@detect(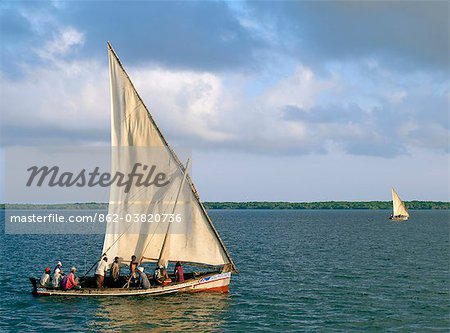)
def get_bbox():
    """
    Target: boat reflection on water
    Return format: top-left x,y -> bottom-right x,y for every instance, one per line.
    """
88,293 -> 231,332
